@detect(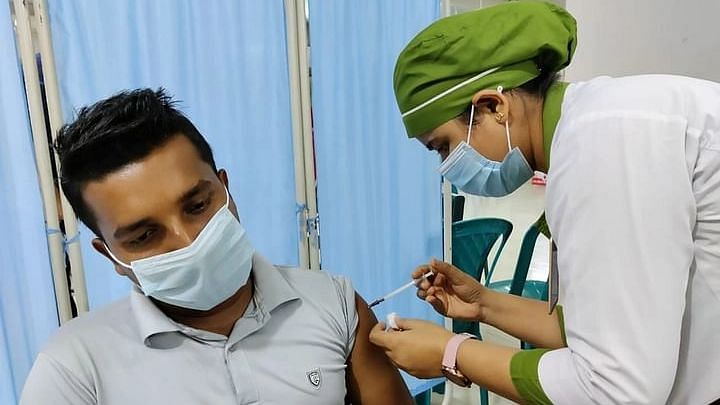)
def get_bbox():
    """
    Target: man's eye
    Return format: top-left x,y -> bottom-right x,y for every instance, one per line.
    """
188,199 -> 209,215
129,229 -> 155,246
